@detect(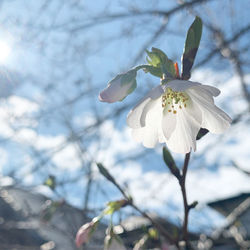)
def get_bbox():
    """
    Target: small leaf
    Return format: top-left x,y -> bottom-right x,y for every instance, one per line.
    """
146,47 -> 176,78
104,199 -> 128,215
196,128 -> 208,140
44,175 -> 56,190
163,147 -> 180,178
143,65 -> 163,78
189,201 -> 198,209
97,163 -> 116,184
146,49 -> 161,67
181,16 -> 203,80
148,228 -> 158,240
